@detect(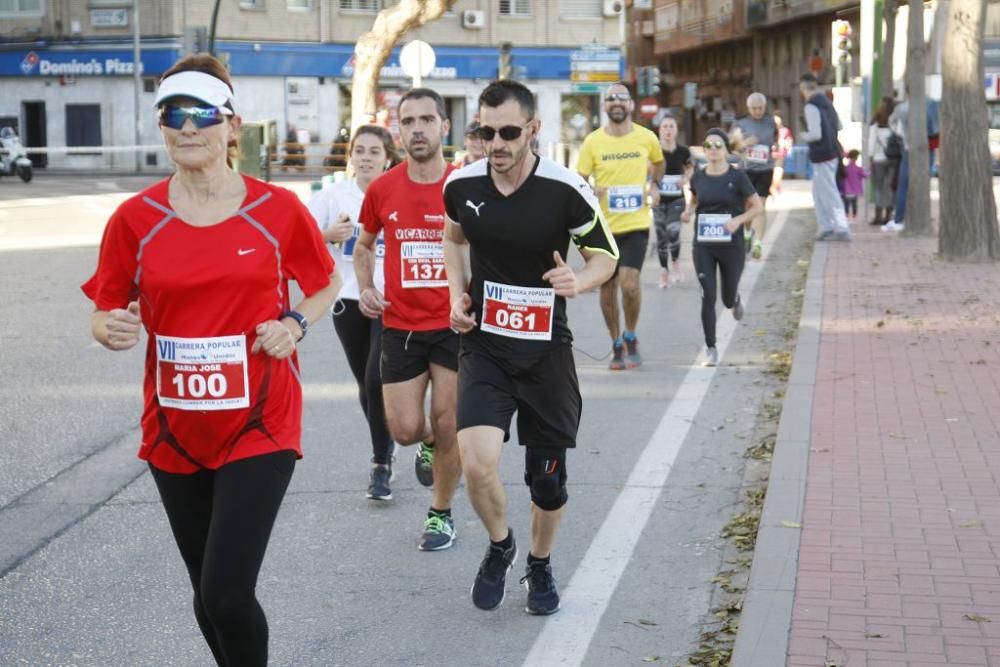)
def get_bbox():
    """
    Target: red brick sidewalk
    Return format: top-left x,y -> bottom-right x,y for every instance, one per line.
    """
788,226 -> 1000,666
